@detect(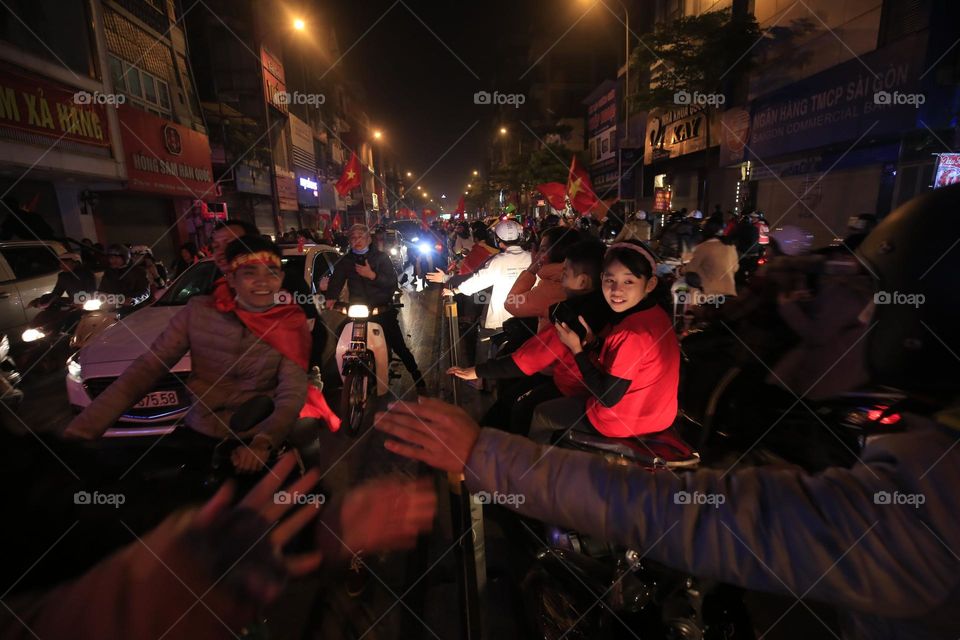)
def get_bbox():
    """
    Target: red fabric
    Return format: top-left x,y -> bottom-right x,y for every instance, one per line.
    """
586,306 -> 679,437
567,156 -> 599,214
335,153 -> 362,196
458,242 -> 499,275
213,279 -> 340,431
511,326 -> 590,397
536,182 -> 567,211
455,195 -> 465,216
